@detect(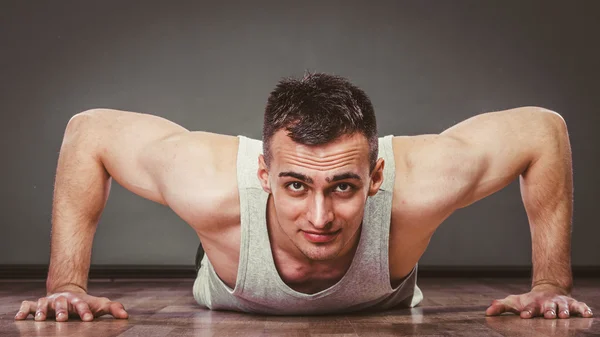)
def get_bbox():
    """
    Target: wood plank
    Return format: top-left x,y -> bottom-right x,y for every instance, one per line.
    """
0,278 -> 597,337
